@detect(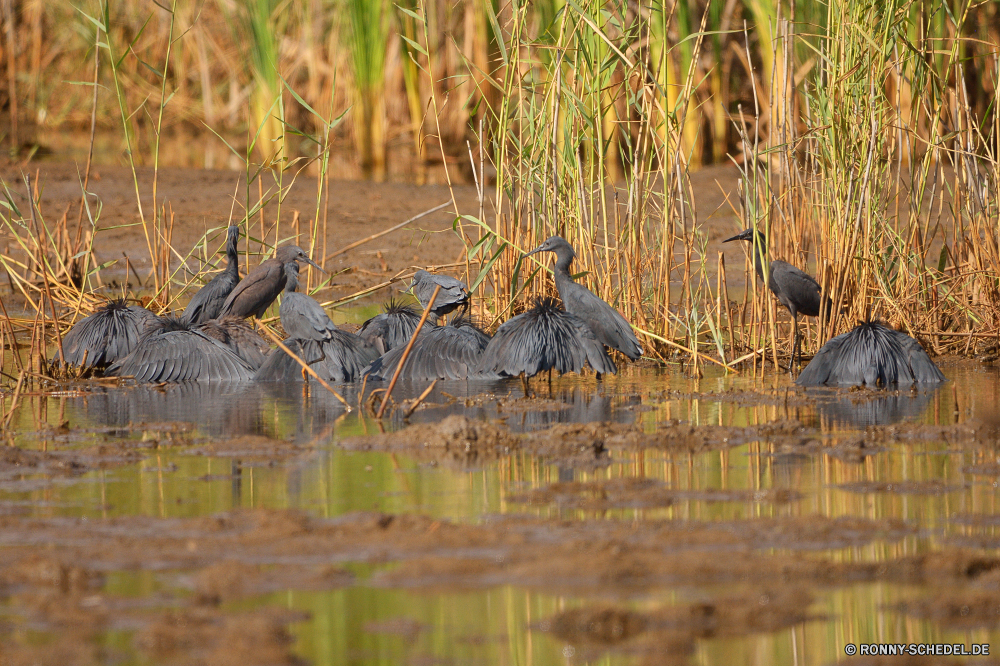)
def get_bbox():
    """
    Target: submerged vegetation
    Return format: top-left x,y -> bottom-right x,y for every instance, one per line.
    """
0,0 -> 997,392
